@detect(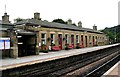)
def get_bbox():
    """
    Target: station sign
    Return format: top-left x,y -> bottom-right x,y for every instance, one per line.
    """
0,38 -> 10,50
